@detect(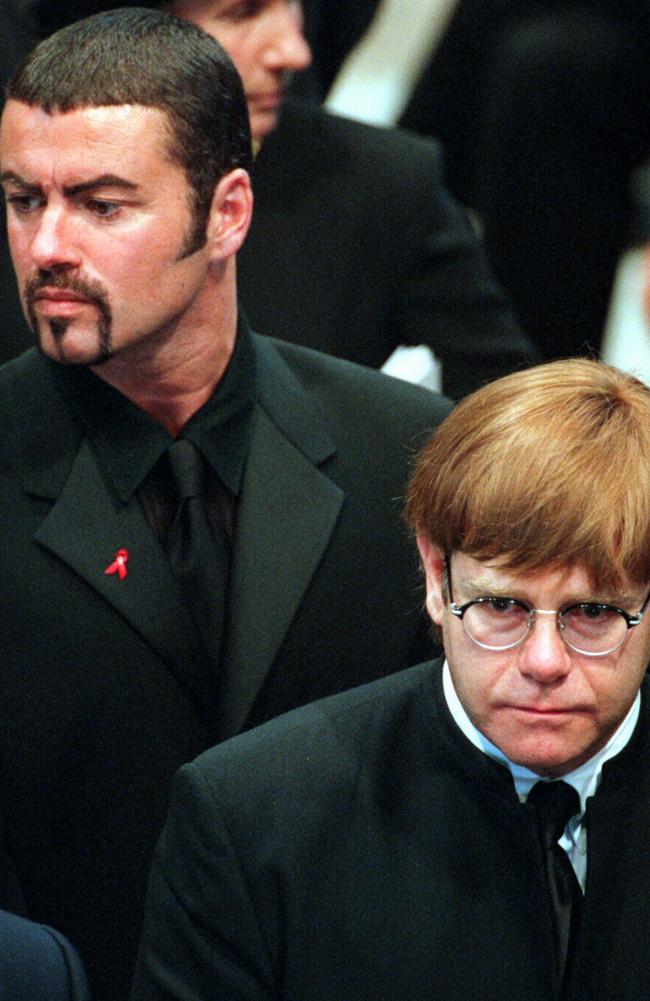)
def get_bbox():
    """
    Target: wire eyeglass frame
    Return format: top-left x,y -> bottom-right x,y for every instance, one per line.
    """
445,556 -> 650,657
